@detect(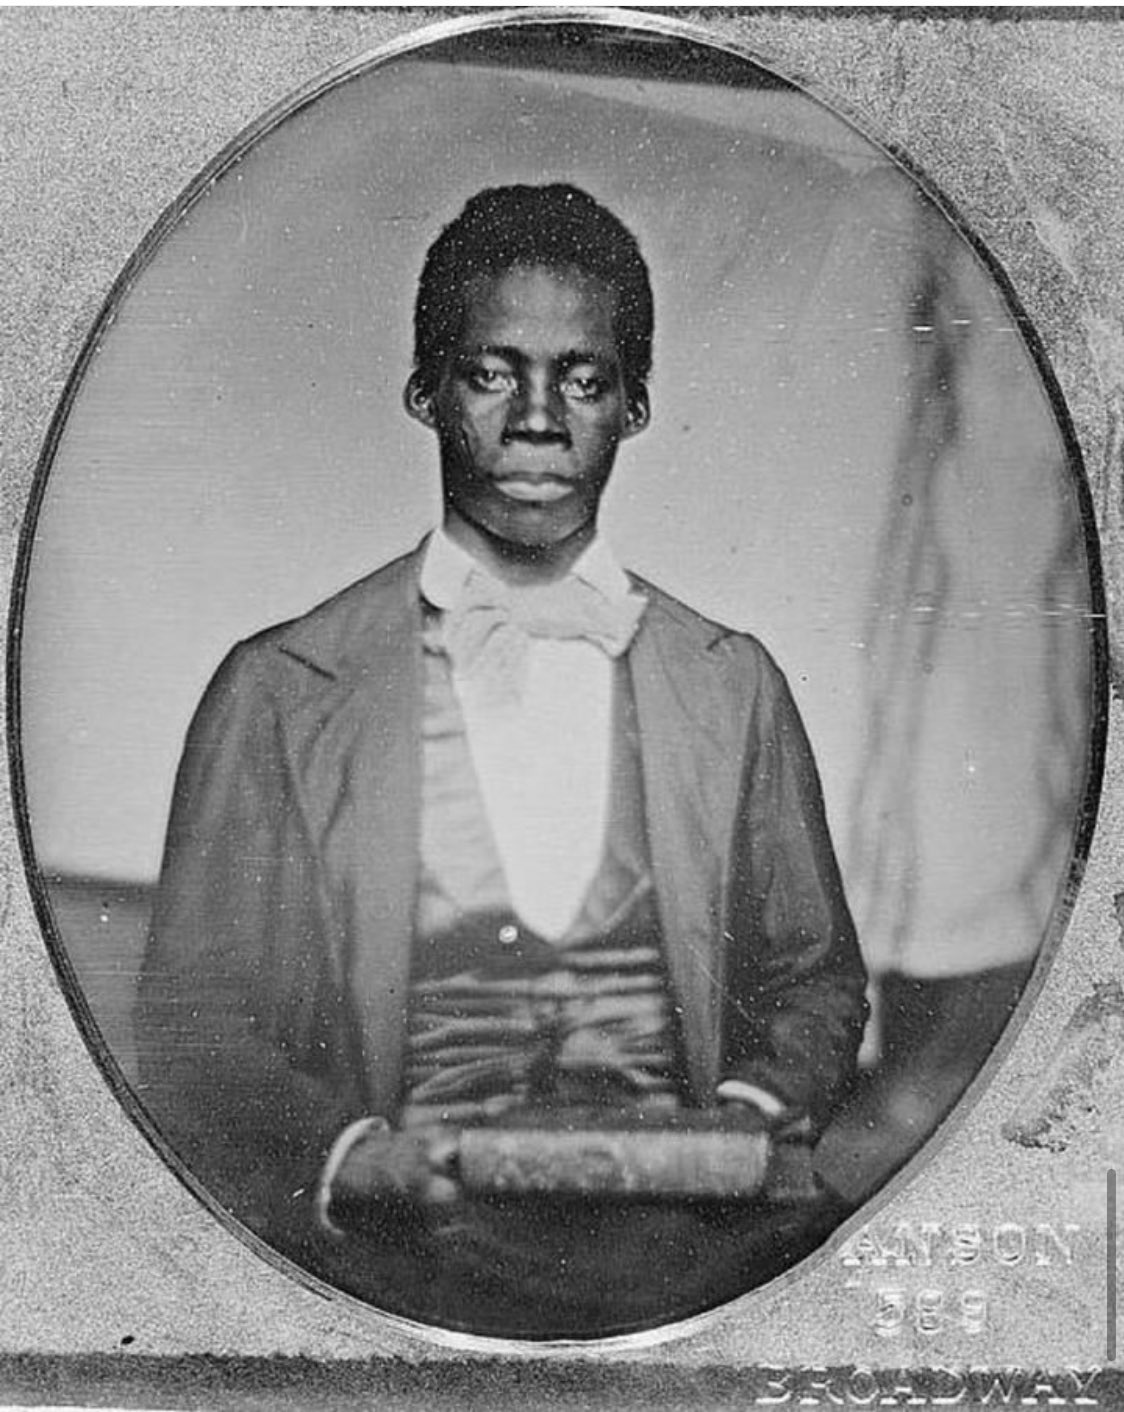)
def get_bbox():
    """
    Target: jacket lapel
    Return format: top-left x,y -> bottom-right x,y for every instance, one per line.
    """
629,592 -> 748,1102
345,587 -> 423,1117
280,550 -> 424,1118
